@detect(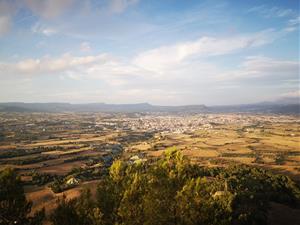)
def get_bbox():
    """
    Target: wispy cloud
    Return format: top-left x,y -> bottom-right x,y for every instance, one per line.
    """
0,1 -> 298,104
1,27 -> 296,84
219,56 -> 299,83
248,5 -> 295,18
31,22 -> 57,36
80,42 -> 91,52
280,90 -> 300,98
133,29 -> 284,74
0,53 -> 111,76
288,16 -> 300,26
1,53 -> 298,105
0,0 -> 141,37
